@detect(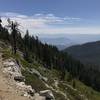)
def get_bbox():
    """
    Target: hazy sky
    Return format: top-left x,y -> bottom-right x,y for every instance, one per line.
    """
0,0 -> 100,35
